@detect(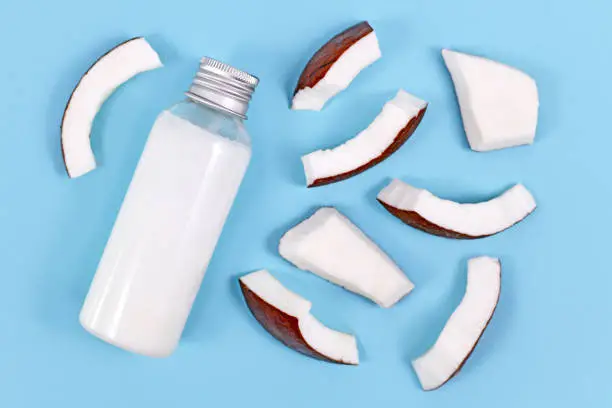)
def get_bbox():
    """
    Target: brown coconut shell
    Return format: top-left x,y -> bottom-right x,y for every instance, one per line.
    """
378,199 -> 534,239
294,21 -> 373,95
426,260 -> 501,391
309,106 -> 427,187
240,280 -> 356,365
